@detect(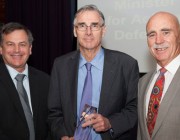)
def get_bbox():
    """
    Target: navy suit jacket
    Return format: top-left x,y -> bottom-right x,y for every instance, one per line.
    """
48,48 -> 139,140
0,59 -> 50,140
